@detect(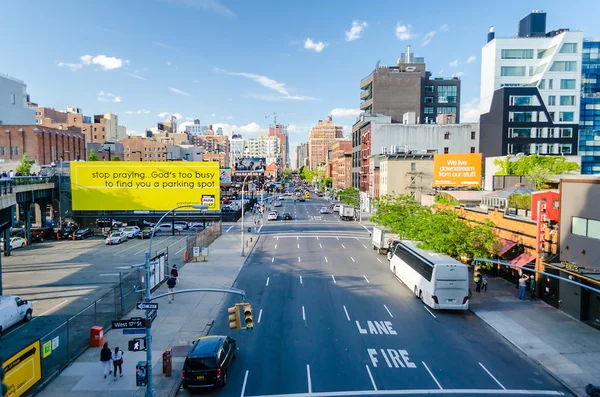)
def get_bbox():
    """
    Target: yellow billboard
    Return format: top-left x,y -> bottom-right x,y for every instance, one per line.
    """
3,341 -> 42,397
433,153 -> 482,187
71,162 -> 220,211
